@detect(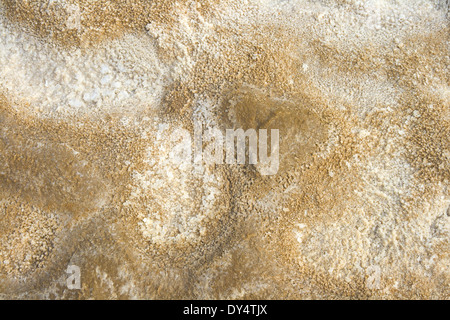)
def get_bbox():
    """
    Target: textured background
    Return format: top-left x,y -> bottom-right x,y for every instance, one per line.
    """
0,0 -> 448,299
